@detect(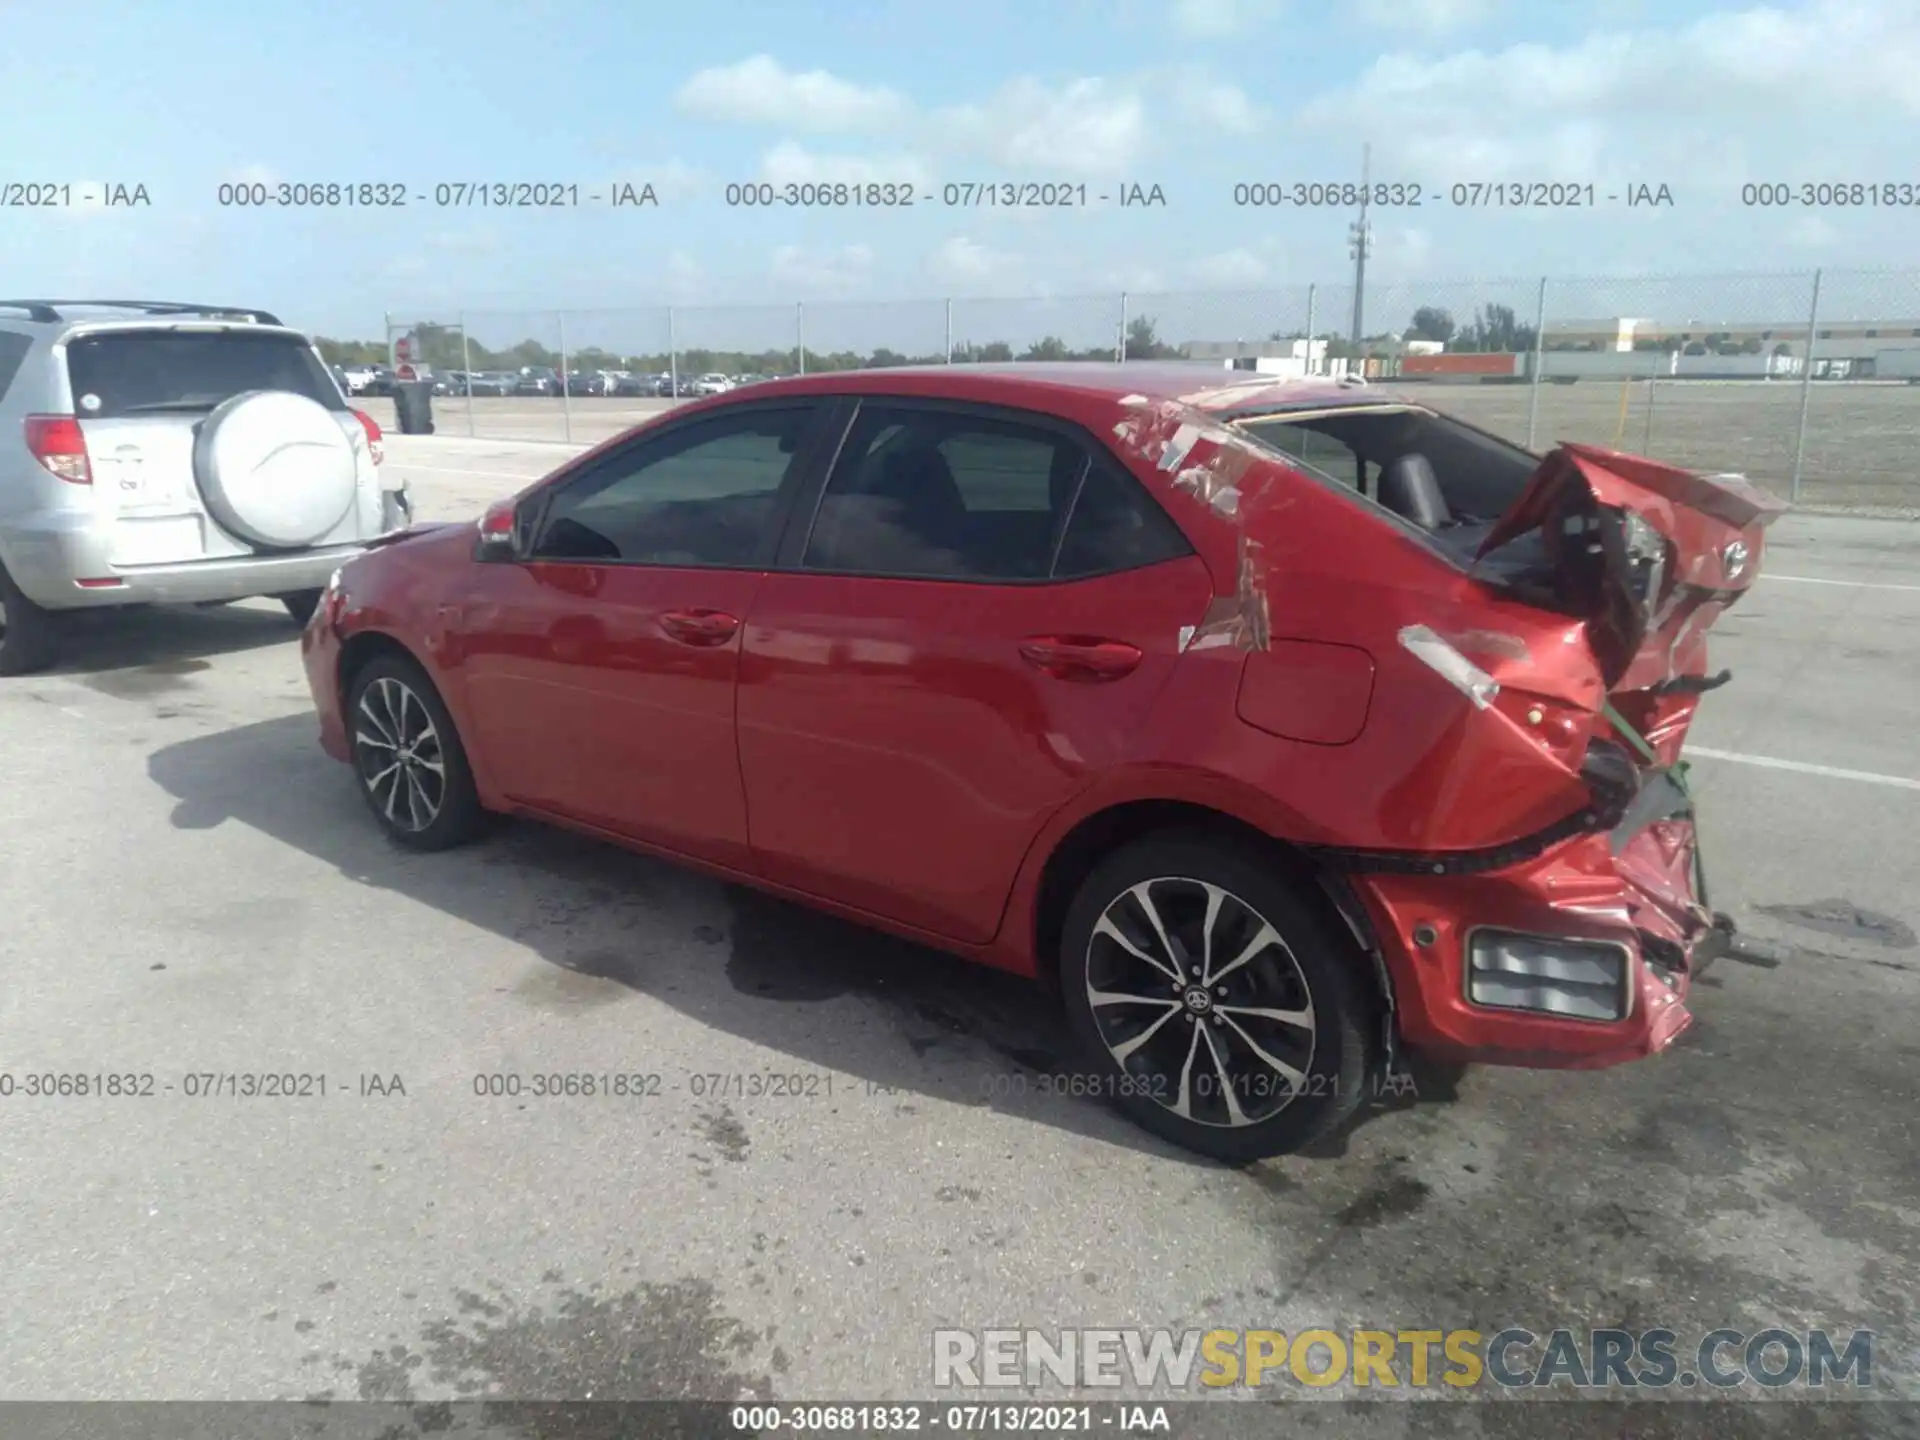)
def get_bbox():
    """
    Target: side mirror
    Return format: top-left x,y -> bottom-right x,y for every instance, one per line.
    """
476,498 -> 525,561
